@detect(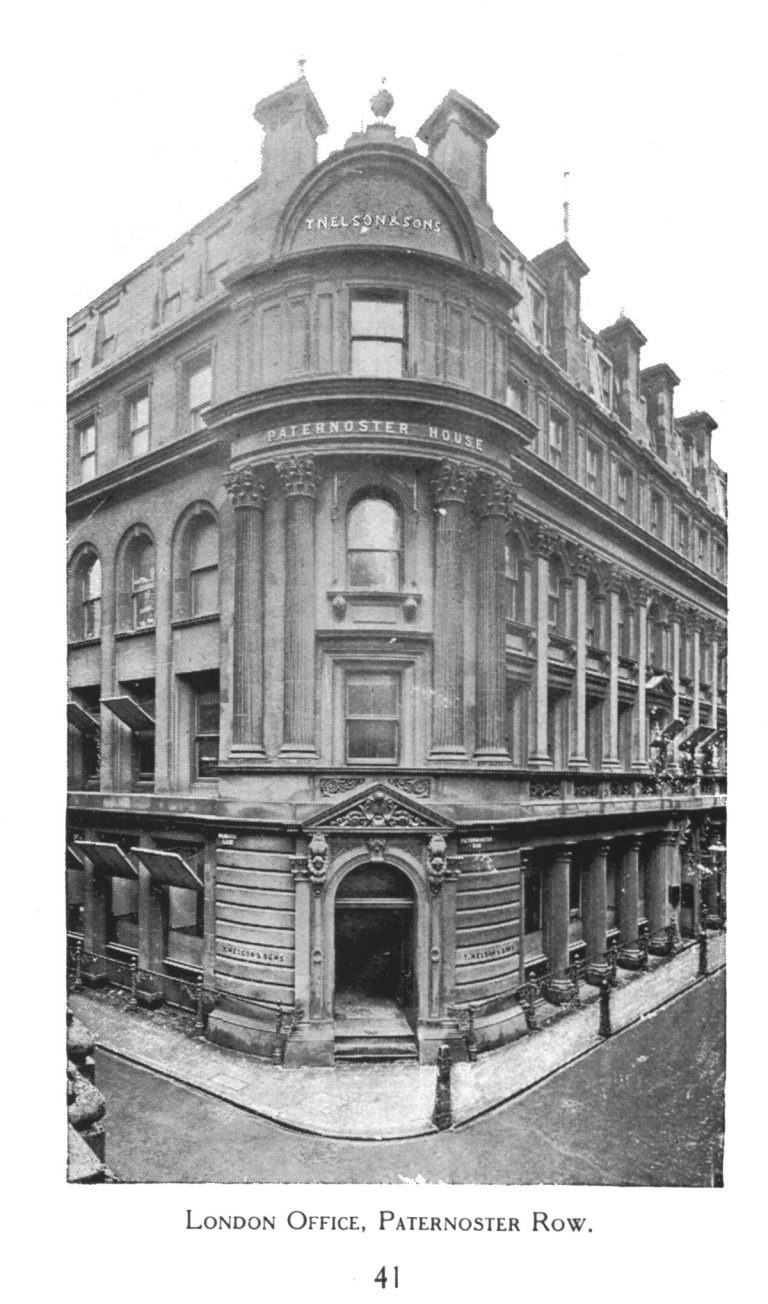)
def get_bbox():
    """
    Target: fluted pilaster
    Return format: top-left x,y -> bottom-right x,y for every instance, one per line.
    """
225,465 -> 267,758
474,473 -> 517,763
430,461 -> 474,760
275,454 -> 319,760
